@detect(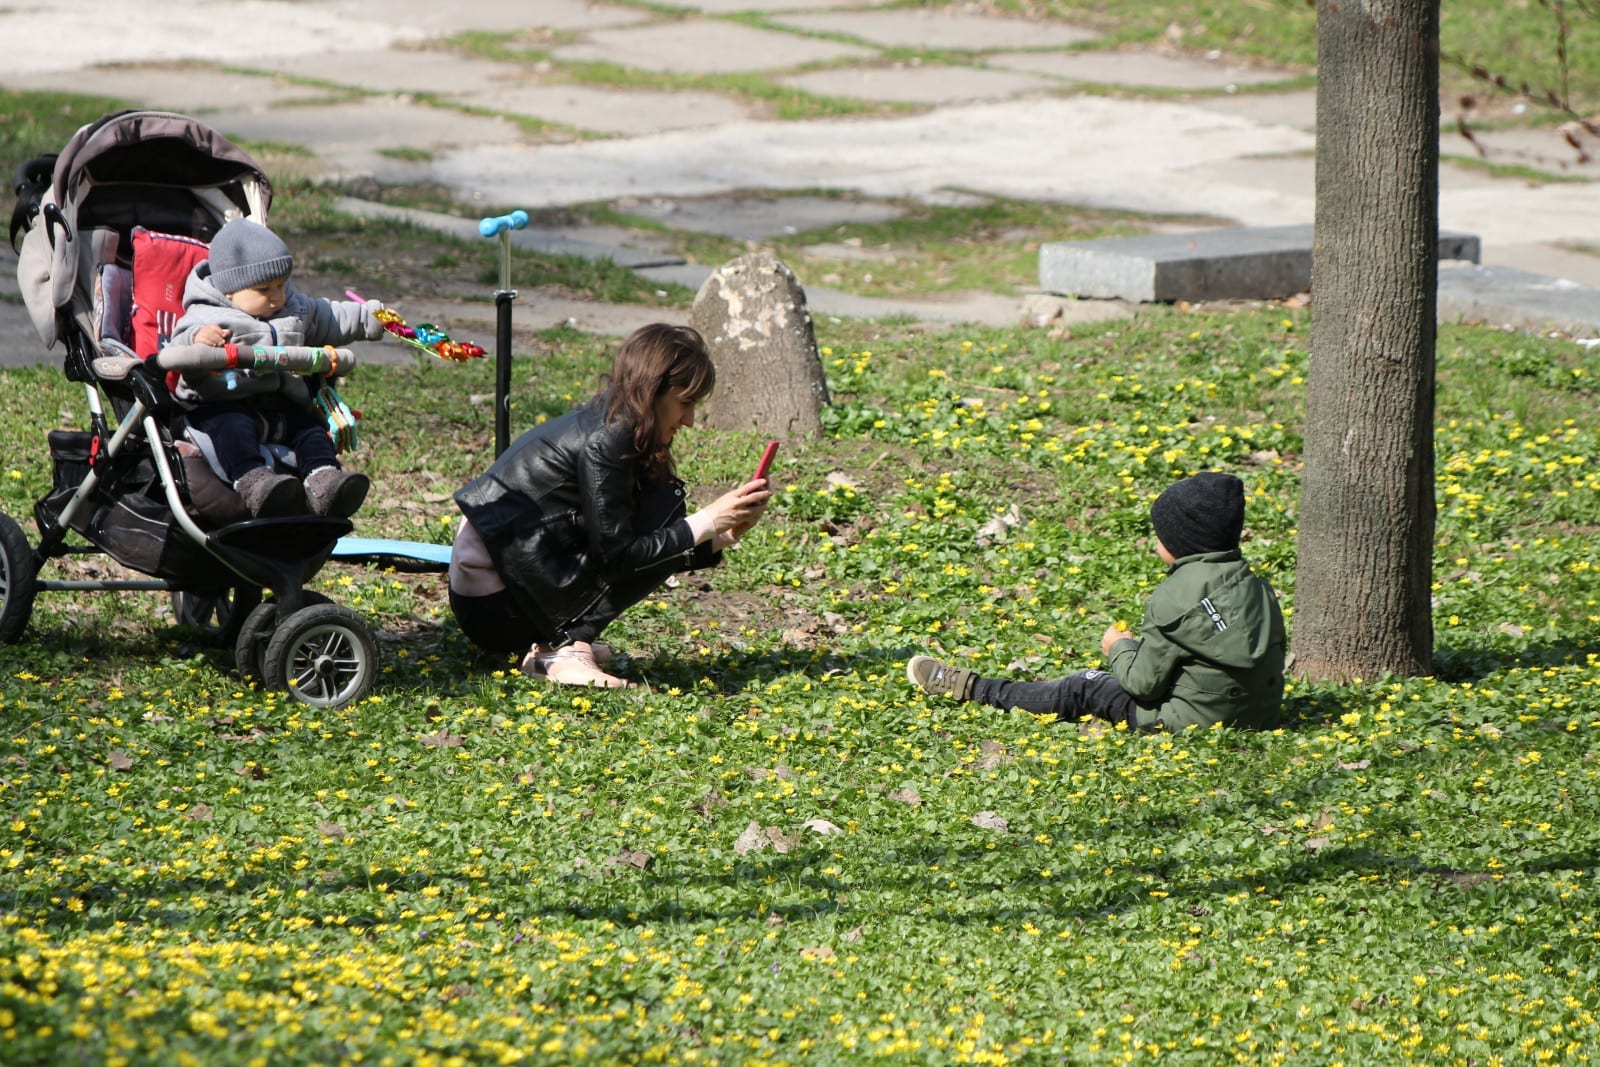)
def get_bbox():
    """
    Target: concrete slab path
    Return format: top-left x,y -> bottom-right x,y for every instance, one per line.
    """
3,0 -> 1598,368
